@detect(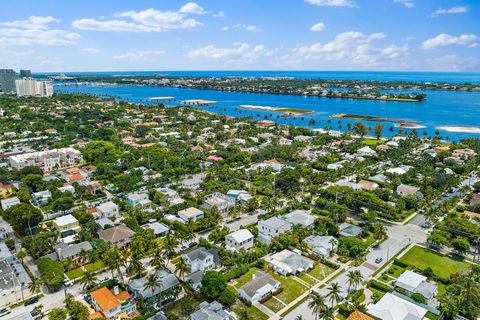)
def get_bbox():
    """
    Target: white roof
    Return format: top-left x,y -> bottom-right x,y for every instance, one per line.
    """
228,229 -> 253,243
54,214 -> 78,226
367,293 -> 428,320
178,207 -> 203,218
387,167 -> 407,175
396,270 -> 426,292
